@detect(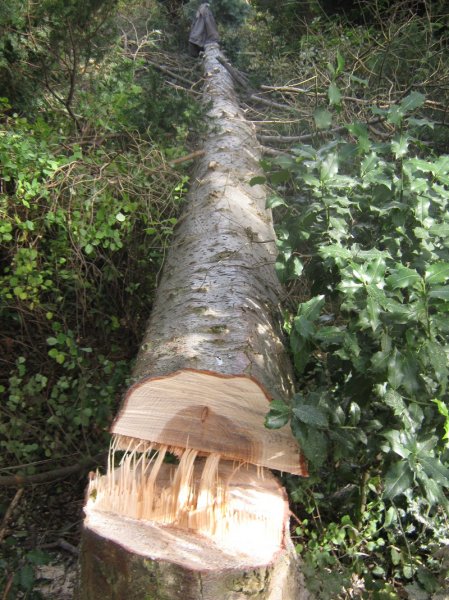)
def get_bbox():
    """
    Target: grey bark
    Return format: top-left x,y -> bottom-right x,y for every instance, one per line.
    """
133,43 -> 295,403
78,525 -> 310,600
78,43 -> 310,599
